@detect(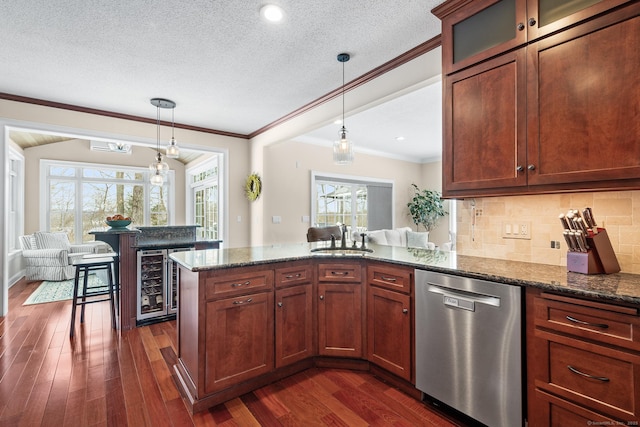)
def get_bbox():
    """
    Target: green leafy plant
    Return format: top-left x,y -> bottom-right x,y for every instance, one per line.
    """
407,184 -> 447,232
